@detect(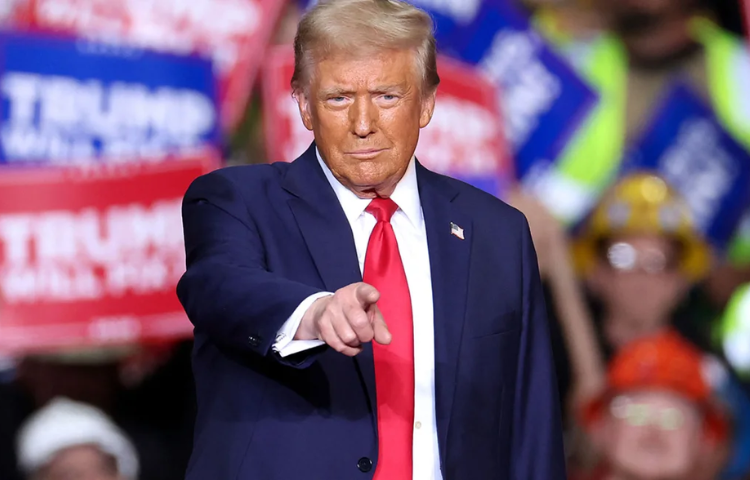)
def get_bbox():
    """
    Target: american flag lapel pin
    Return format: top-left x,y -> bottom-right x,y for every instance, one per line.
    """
450,222 -> 464,240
